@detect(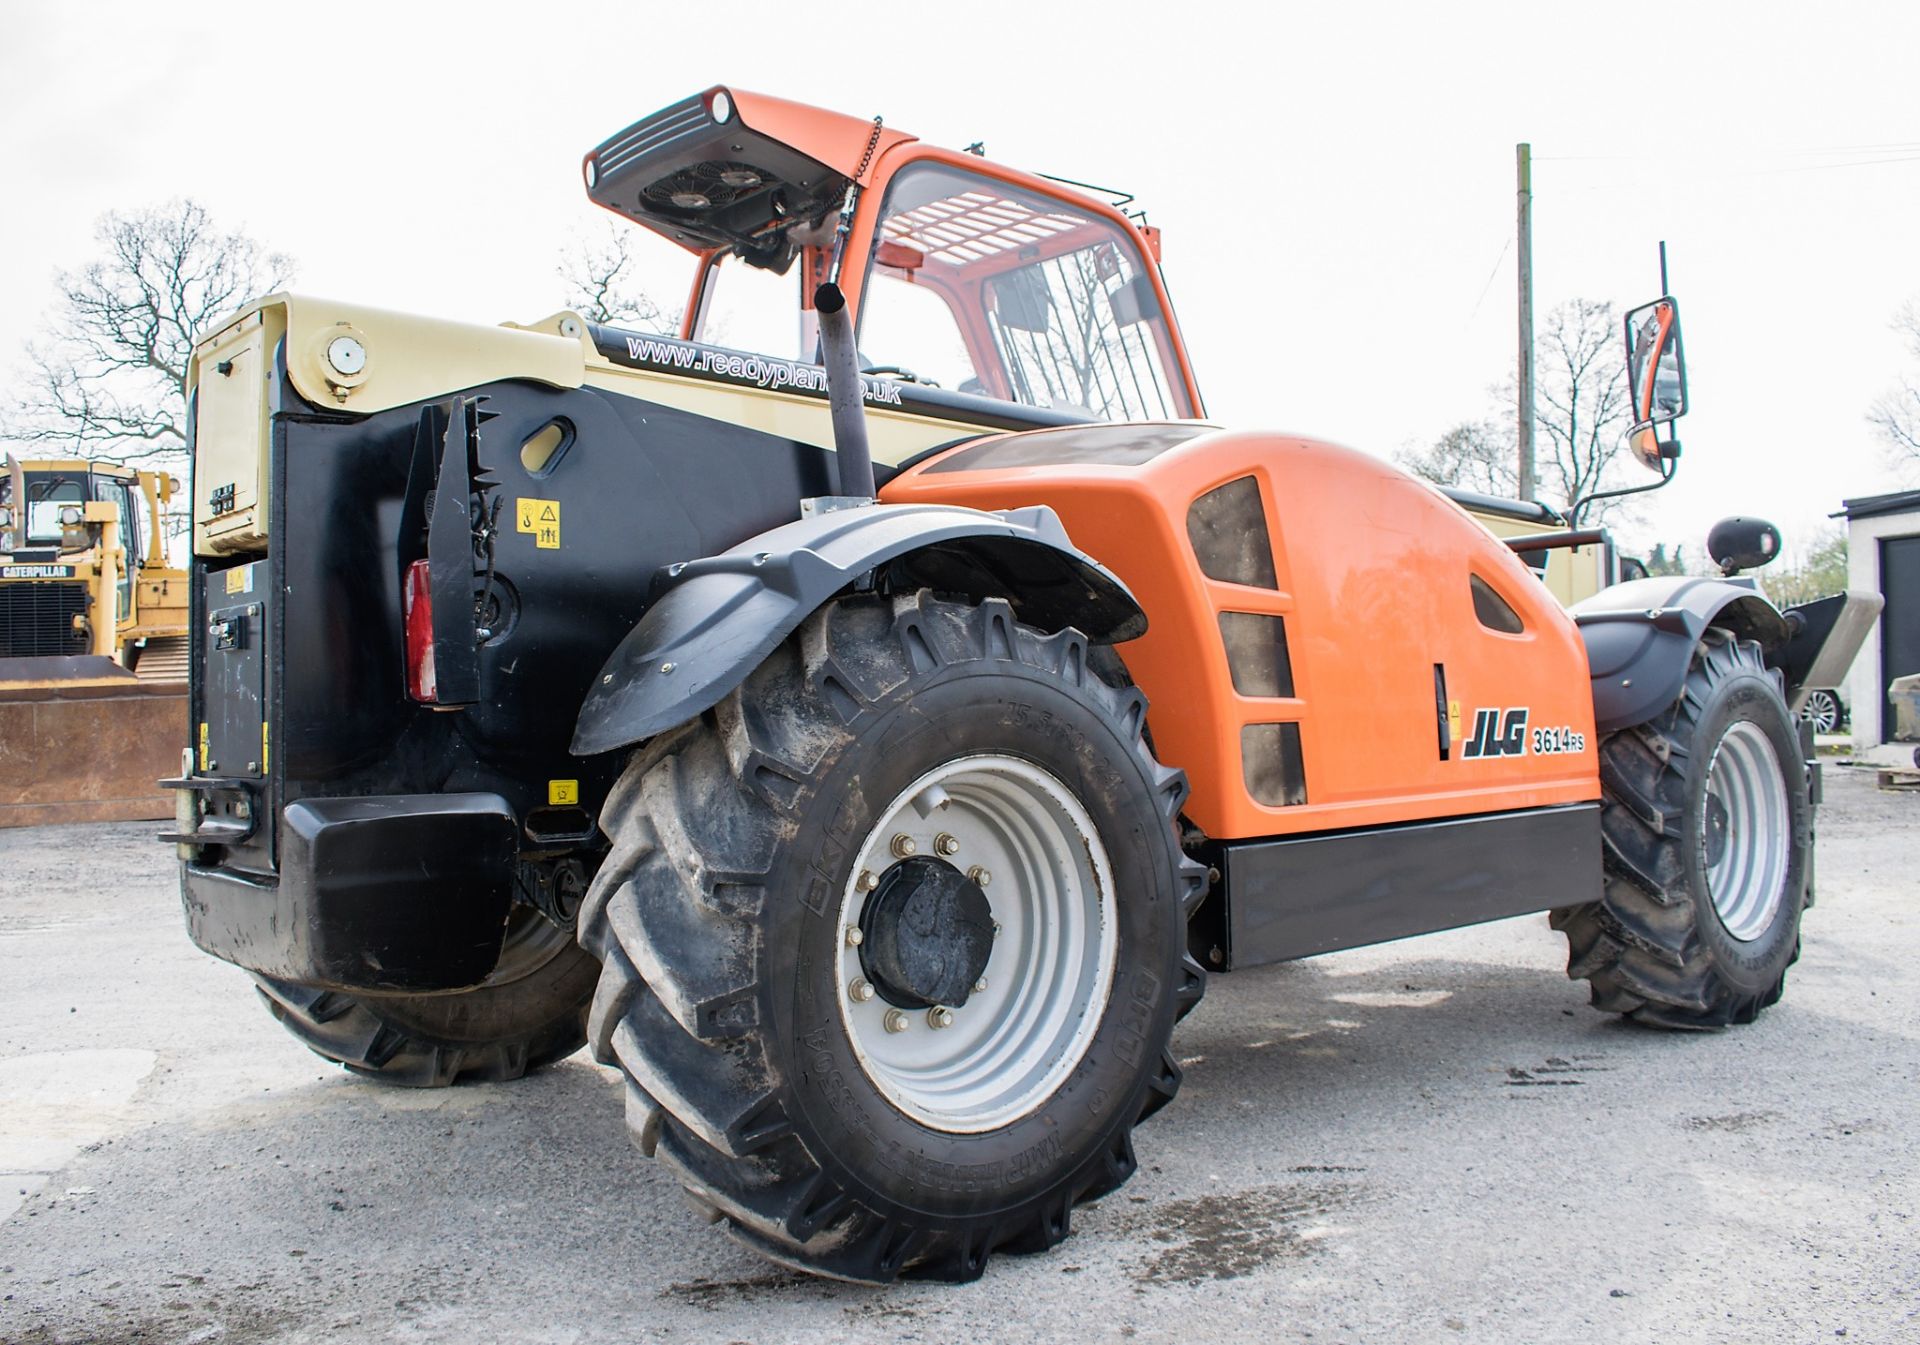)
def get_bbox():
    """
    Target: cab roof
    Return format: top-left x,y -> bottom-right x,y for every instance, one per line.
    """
583,86 -> 917,267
